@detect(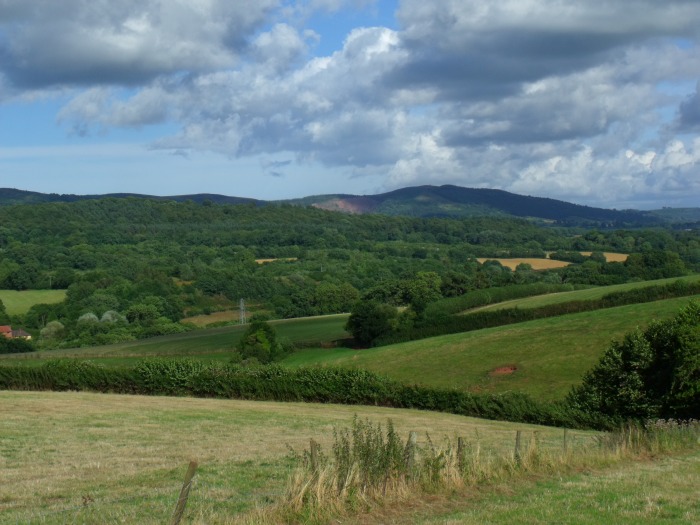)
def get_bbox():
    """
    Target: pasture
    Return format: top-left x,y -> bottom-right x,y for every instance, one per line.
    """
0,314 -> 349,366
470,274 -> 700,312
0,390 -> 592,524
283,295 -> 700,400
0,289 -> 66,315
